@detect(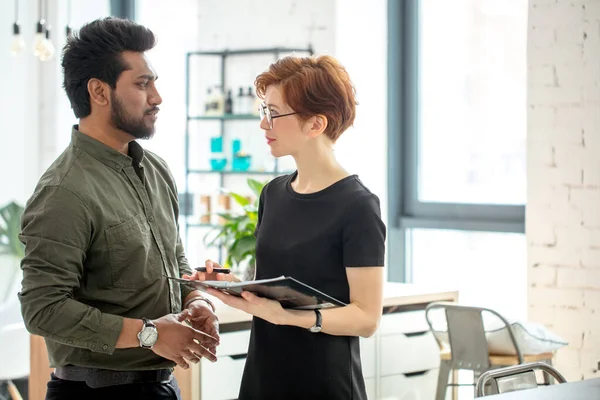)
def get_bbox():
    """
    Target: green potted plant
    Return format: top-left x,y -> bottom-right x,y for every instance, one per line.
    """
0,201 -> 25,301
203,178 -> 268,280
